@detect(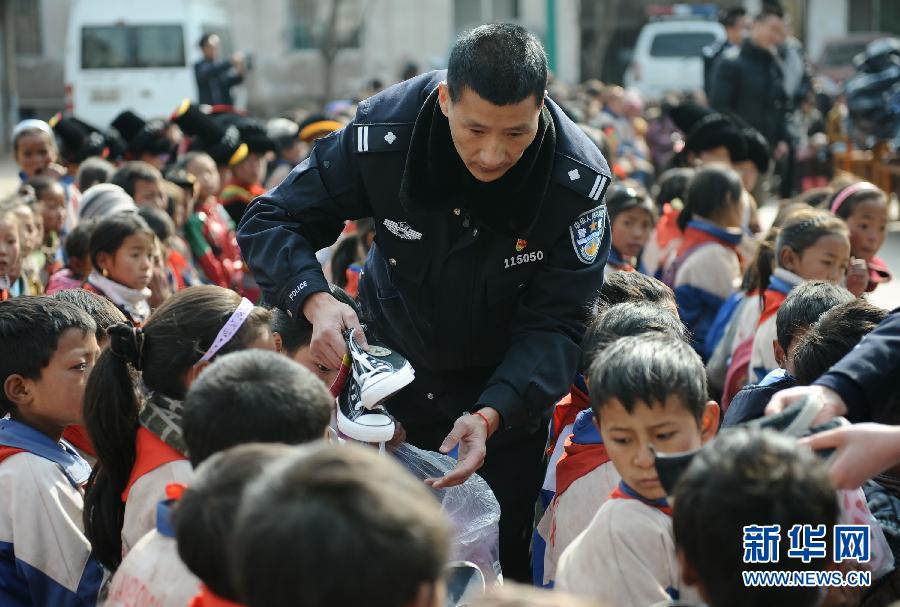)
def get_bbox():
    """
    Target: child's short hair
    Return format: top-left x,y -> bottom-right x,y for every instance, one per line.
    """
232,442 -> 450,607
63,220 -> 97,264
589,334 -> 707,422
269,286 -> 358,355
137,205 -> 175,244
76,156 -> 116,193
592,270 -> 676,314
26,175 -> 62,201
677,164 -> 743,232
53,289 -> 127,343
110,161 -> 162,198
182,350 -> 332,467
605,184 -> 657,225
89,213 -> 155,271
173,443 -> 294,602
774,281 -> 854,352
0,296 -> 96,415
673,428 -> 838,607
792,300 -> 888,386
580,301 -> 685,373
